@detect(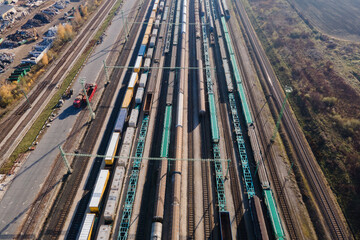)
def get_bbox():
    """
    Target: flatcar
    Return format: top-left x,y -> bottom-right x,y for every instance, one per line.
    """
89,170 -> 110,212
104,166 -> 125,221
129,106 -> 140,127
96,225 -> 111,240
